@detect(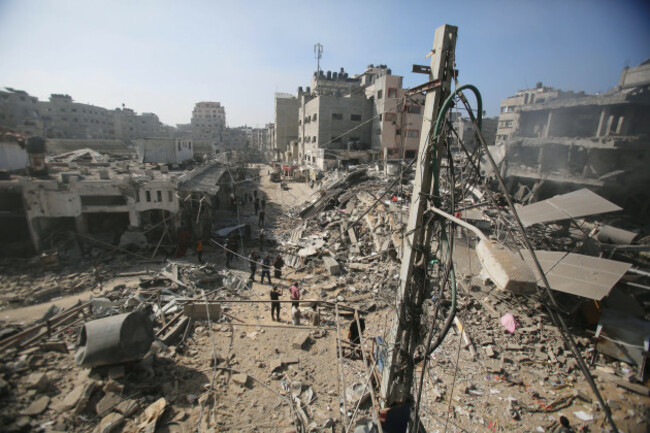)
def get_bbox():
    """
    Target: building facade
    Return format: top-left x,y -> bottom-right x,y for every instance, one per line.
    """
191,102 -> 226,143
